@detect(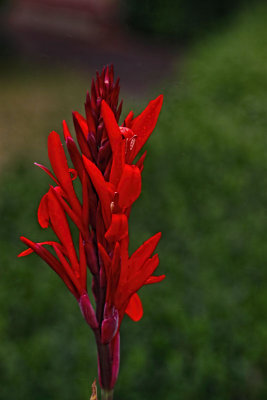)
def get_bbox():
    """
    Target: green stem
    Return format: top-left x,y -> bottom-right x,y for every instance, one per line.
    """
101,389 -> 114,400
